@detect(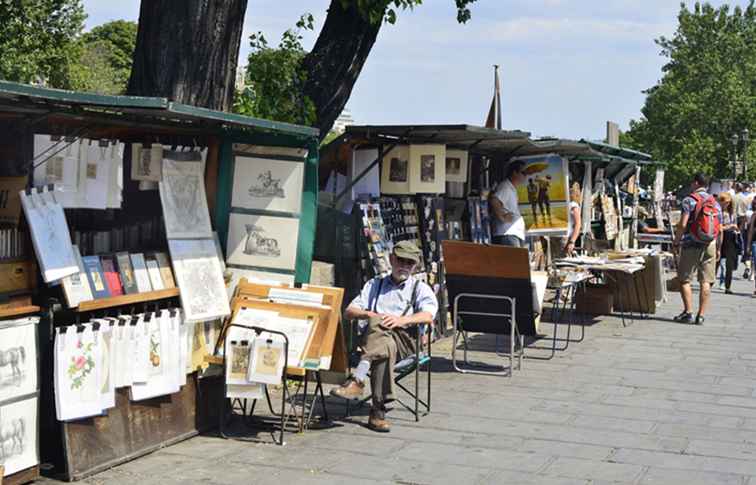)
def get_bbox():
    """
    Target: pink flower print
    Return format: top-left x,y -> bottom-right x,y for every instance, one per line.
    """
75,356 -> 86,369
77,341 -> 83,348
